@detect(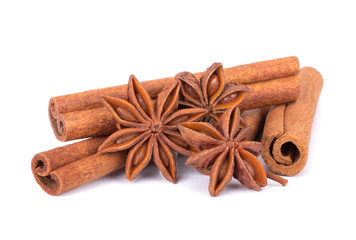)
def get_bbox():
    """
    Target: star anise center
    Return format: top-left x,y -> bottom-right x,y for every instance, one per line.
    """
205,105 -> 213,114
150,122 -> 162,133
225,141 -> 235,148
